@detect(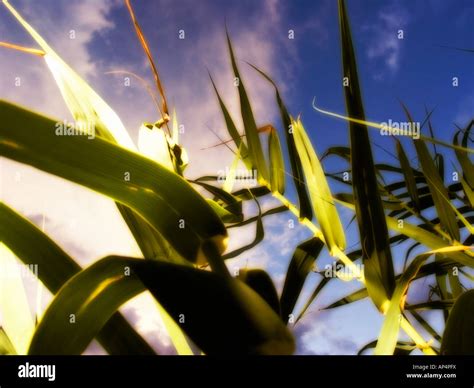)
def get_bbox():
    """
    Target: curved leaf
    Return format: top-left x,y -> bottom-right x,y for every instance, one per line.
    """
0,101 -> 227,264
280,237 -> 324,322
0,202 -> 155,355
30,256 -> 294,355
